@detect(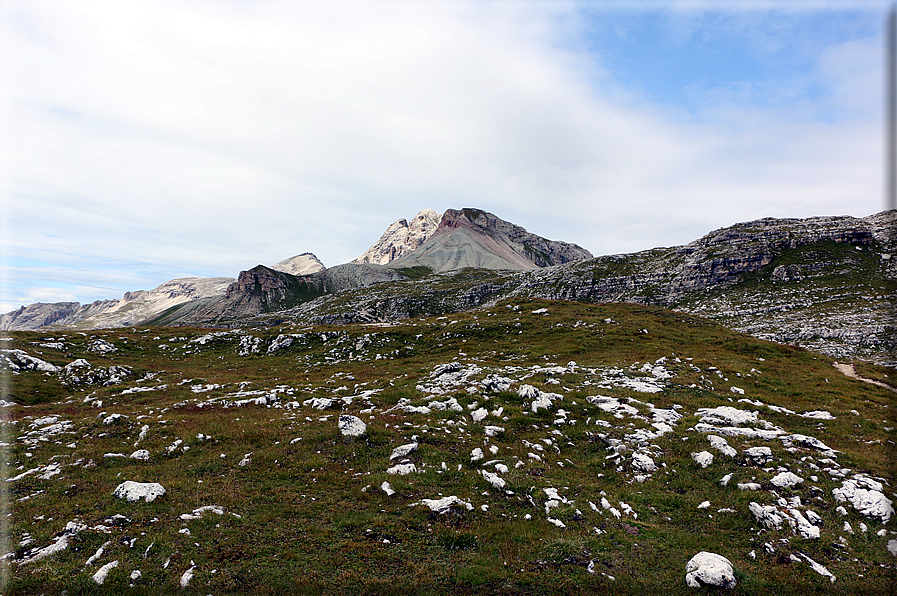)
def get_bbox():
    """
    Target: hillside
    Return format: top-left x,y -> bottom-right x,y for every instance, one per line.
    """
2,299 -> 894,593
3,210 -> 894,368
237,211 -> 897,367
